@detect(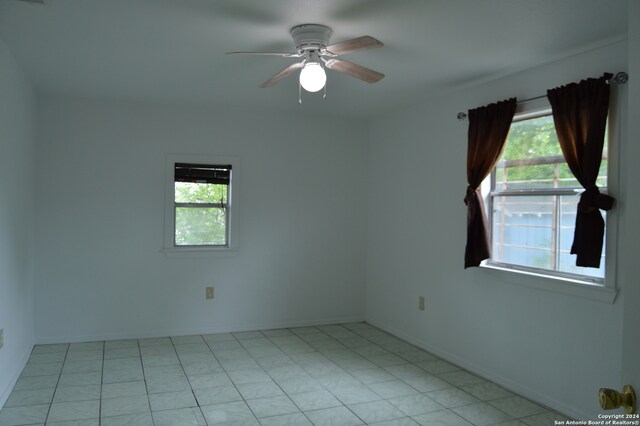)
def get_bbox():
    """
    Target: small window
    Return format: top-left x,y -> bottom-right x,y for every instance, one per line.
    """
486,111 -> 607,282
174,163 -> 231,246
164,155 -> 239,254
